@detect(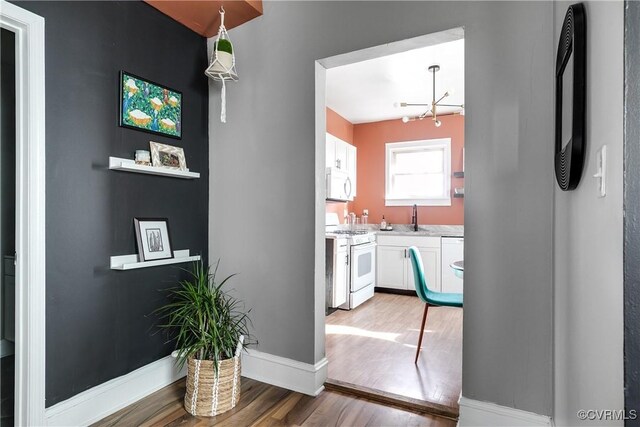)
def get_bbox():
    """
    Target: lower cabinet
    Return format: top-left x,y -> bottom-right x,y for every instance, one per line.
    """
376,236 -> 441,292
376,246 -> 406,290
